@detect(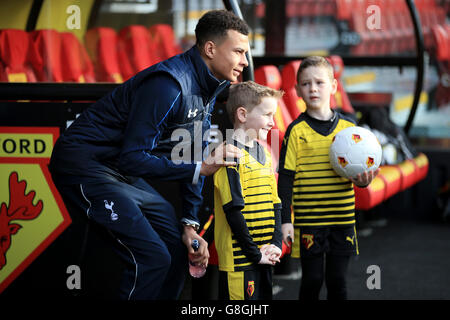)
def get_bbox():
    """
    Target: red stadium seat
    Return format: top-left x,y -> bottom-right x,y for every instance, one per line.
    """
0,29 -> 41,82
396,159 -> 418,191
335,0 -> 353,21
30,29 -> 63,82
60,32 -> 95,83
446,25 -> 450,61
416,0 -> 444,50
118,25 -> 161,81
148,24 -> 182,61
254,65 -> 293,152
375,153 -> 428,201
356,145 -> 427,208
85,27 -> 123,83
414,0 -> 434,49
377,165 -> 402,200
254,65 -> 293,128
431,24 -> 449,61
355,175 -> 386,210
255,65 -> 282,91
280,60 -> 300,93
412,152 -> 429,183
328,55 -> 355,114
281,60 -> 306,119
430,24 -> 450,108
